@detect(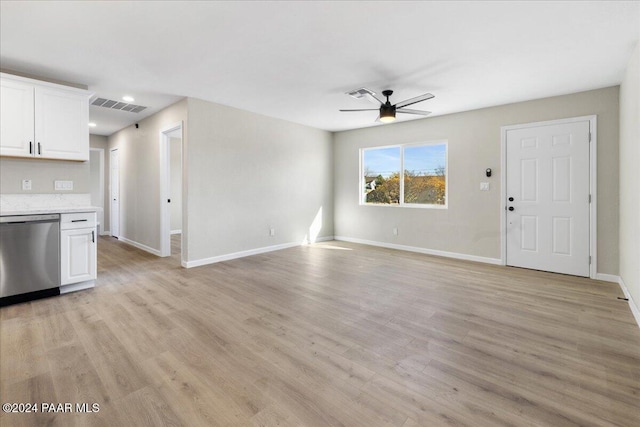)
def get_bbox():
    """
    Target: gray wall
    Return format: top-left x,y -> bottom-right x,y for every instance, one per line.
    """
185,97 -> 334,263
170,136 -> 182,232
334,87 -> 620,275
89,134 -> 109,232
107,99 -> 188,251
0,157 -> 89,194
619,43 -> 640,309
